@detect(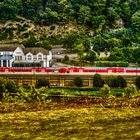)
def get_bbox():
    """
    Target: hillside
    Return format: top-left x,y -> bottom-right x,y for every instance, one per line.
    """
0,0 -> 140,64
